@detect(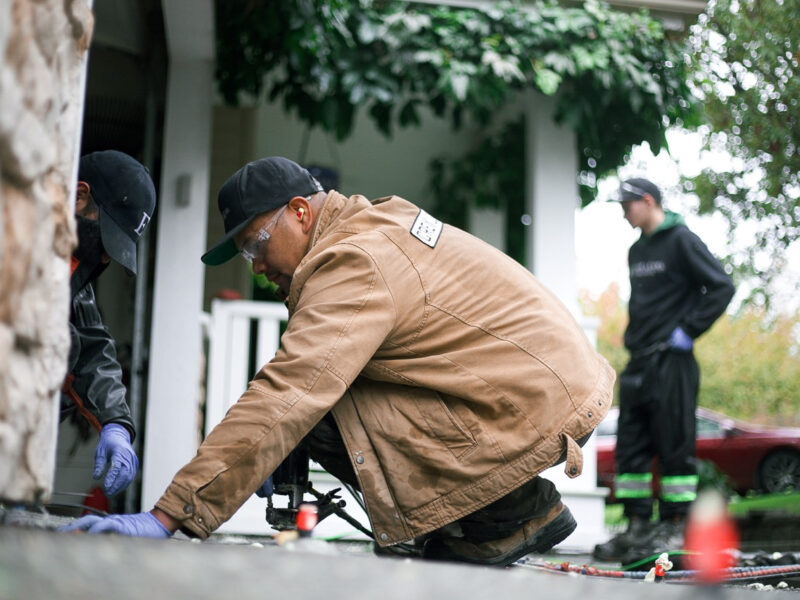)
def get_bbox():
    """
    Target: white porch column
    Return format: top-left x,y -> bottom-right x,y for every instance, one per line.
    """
524,91 -> 608,551
524,91 -> 579,313
141,0 -> 214,509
